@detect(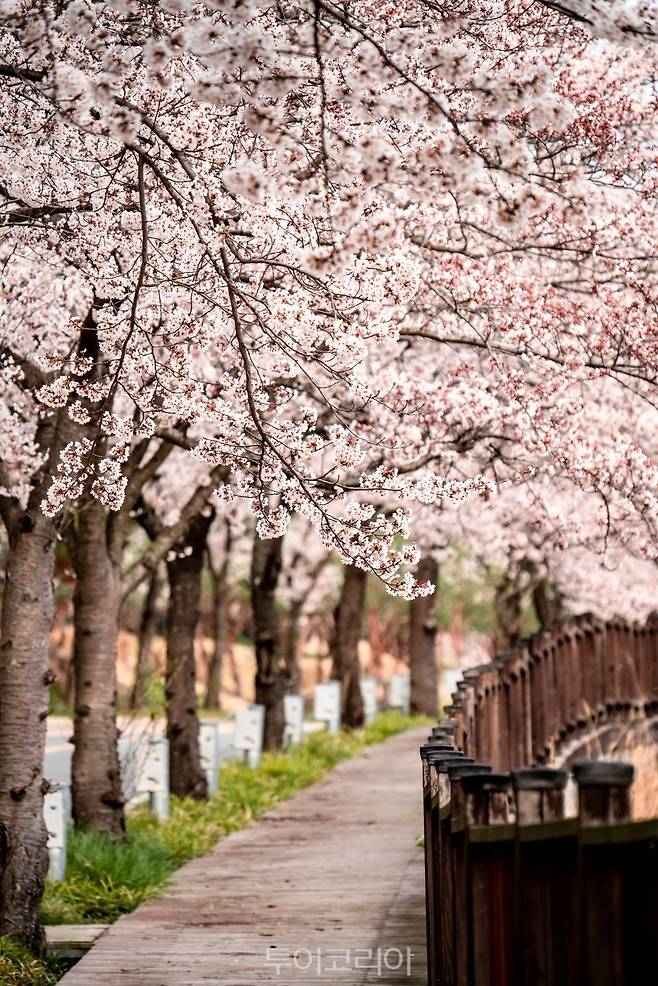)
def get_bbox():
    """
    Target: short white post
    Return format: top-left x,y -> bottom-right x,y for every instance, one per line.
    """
388,673 -> 411,716
142,737 -> 170,820
118,736 -> 144,804
313,680 -> 341,733
234,705 -> 265,767
284,694 -> 305,746
360,676 -> 378,724
44,784 -> 68,882
199,721 -> 220,795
